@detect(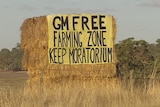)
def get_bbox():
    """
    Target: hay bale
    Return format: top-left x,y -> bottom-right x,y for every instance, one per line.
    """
21,14 -> 117,87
